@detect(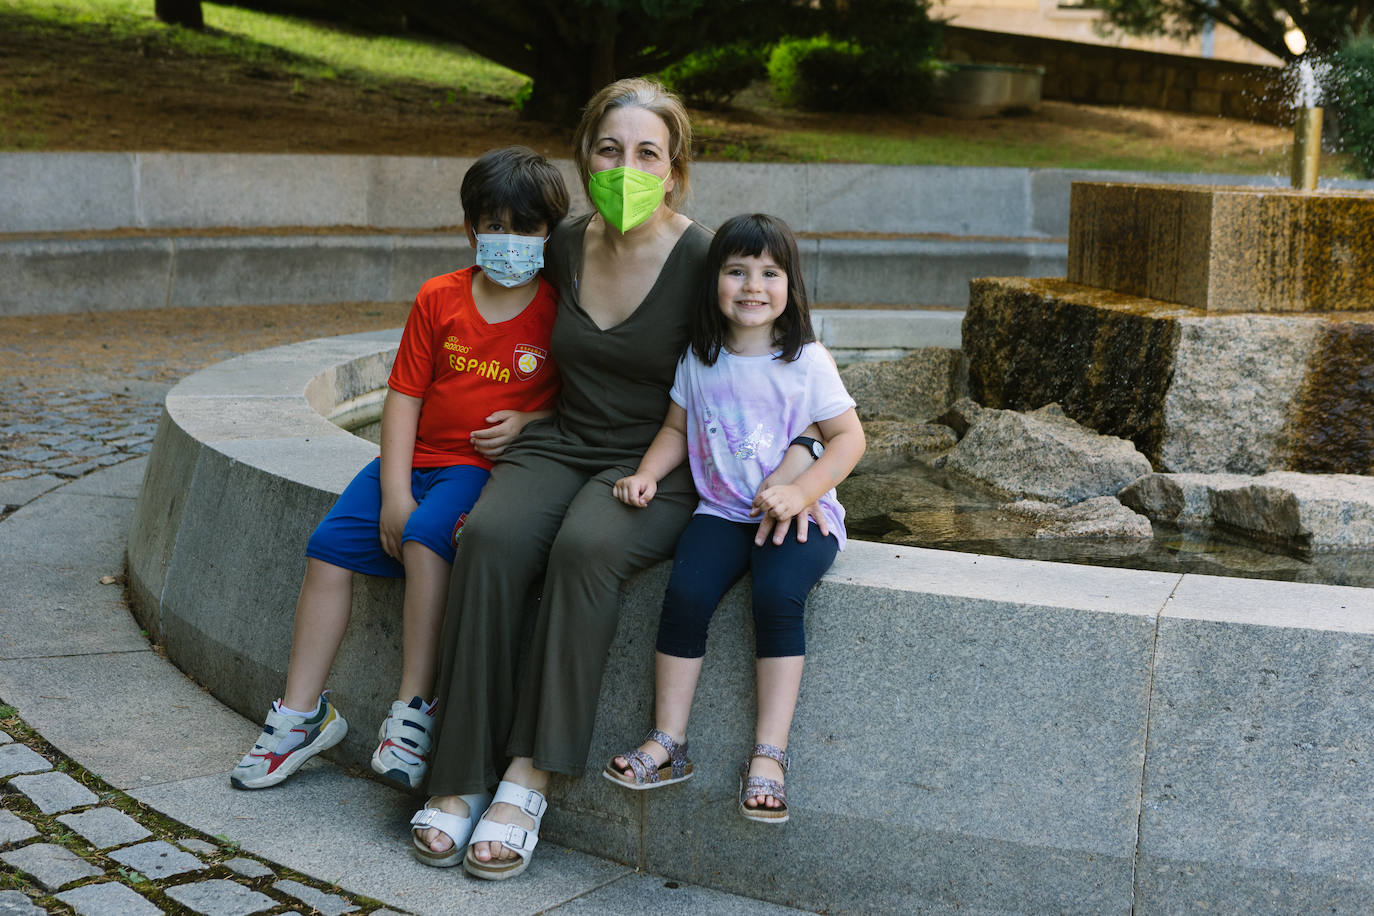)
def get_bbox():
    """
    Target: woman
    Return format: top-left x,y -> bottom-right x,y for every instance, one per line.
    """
411,78 -> 713,879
